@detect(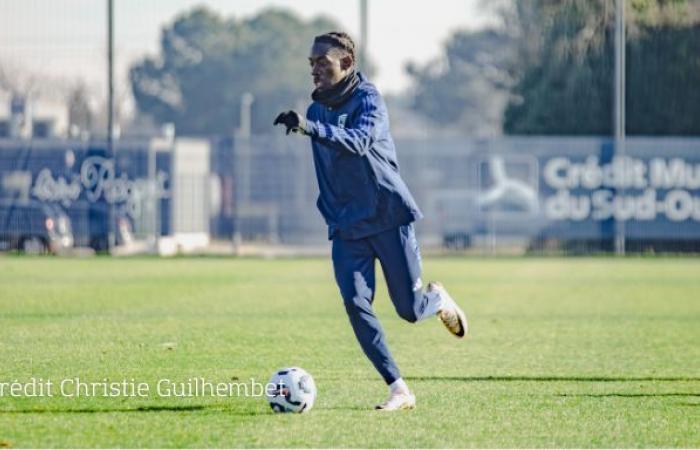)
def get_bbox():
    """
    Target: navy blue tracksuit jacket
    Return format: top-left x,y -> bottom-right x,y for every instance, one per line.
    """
304,72 -> 422,240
